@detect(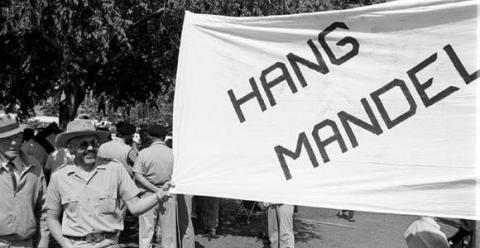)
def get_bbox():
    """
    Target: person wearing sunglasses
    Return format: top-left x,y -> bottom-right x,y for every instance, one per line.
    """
45,119 -> 173,248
